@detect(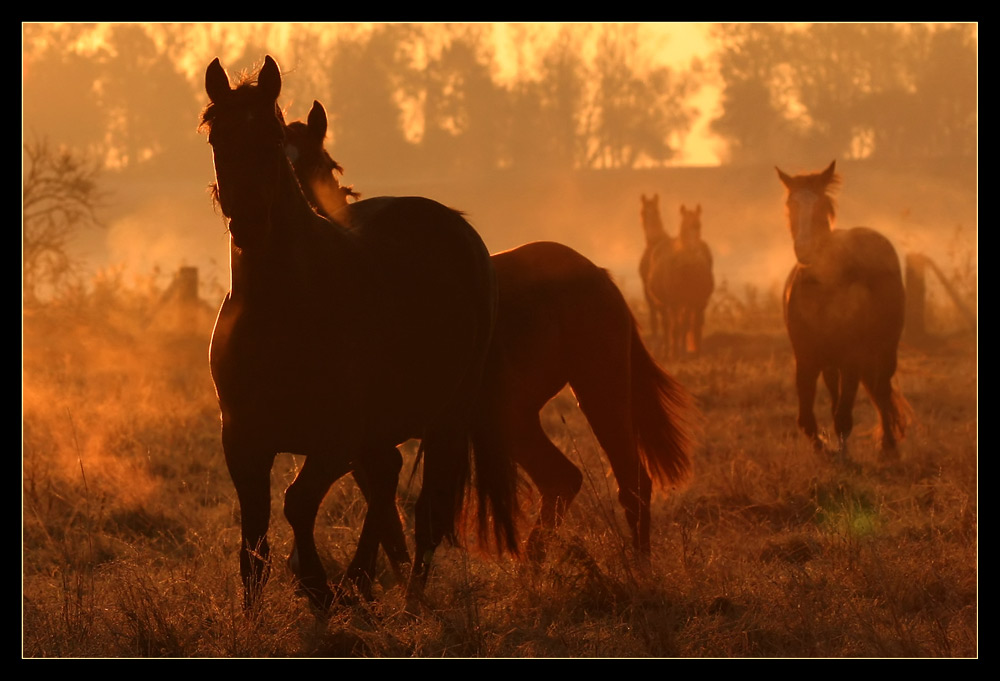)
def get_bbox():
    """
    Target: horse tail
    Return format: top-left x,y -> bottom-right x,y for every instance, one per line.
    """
470,413 -> 521,554
413,426 -> 470,548
413,401 -> 520,557
413,227 -> 518,558
629,313 -> 698,486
